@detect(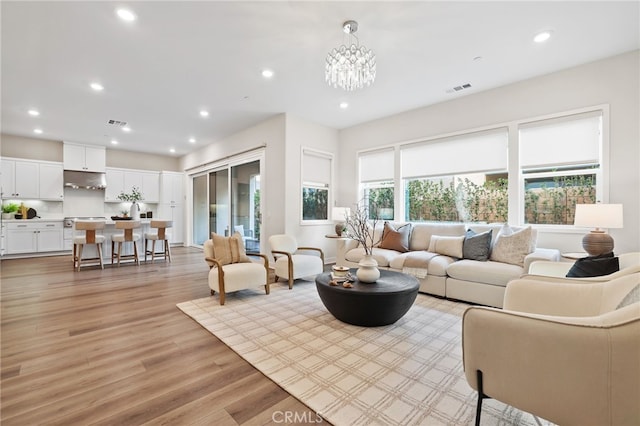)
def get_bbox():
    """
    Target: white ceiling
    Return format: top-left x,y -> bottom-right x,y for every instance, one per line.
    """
2,1 -> 638,157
